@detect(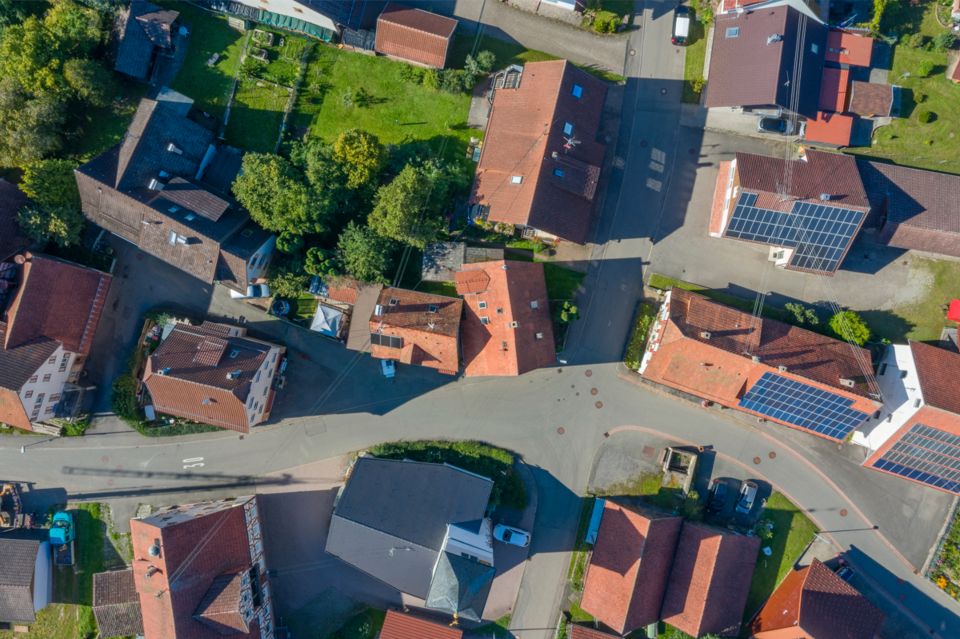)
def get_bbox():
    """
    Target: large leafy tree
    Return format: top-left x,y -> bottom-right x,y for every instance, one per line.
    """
16,158 -> 84,247
17,203 -> 83,247
62,57 -> 113,107
332,129 -> 384,191
368,164 -> 442,248
232,153 -> 324,240
829,310 -> 871,346
337,221 -> 393,283
0,81 -> 65,164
